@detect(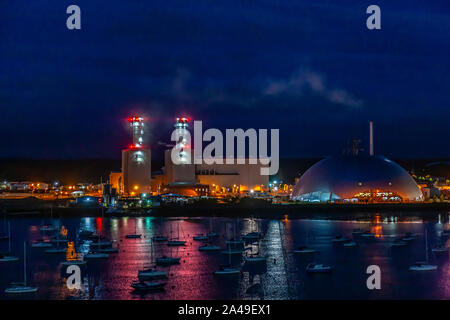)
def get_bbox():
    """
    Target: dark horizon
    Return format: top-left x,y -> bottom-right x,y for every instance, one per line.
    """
0,157 -> 448,185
